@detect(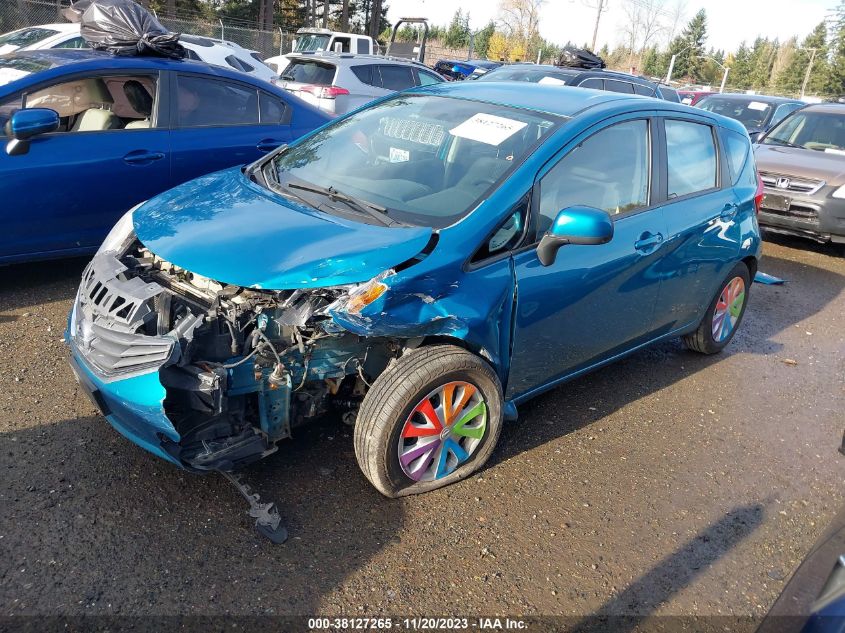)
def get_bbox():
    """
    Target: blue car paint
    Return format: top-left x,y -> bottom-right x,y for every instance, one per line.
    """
67,82 -> 761,470
133,168 -> 433,289
0,49 -> 330,264
68,343 -> 182,466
